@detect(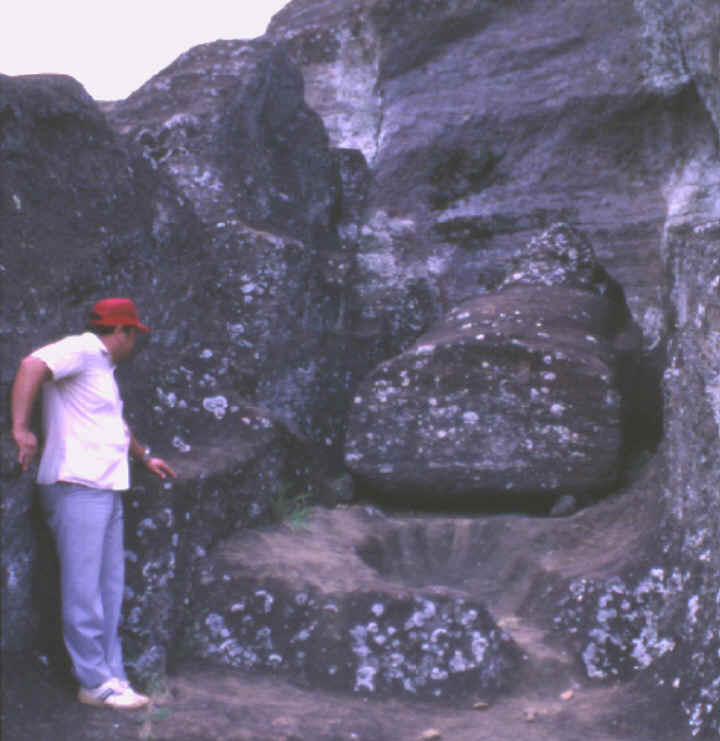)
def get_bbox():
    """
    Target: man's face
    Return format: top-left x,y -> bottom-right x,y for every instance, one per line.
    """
114,326 -> 137,361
